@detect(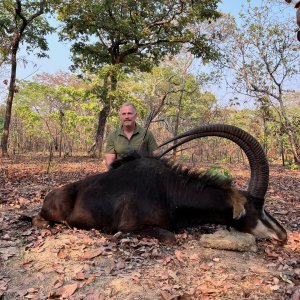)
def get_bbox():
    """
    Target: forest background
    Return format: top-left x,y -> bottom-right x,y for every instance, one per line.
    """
0,0 -> 299,168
